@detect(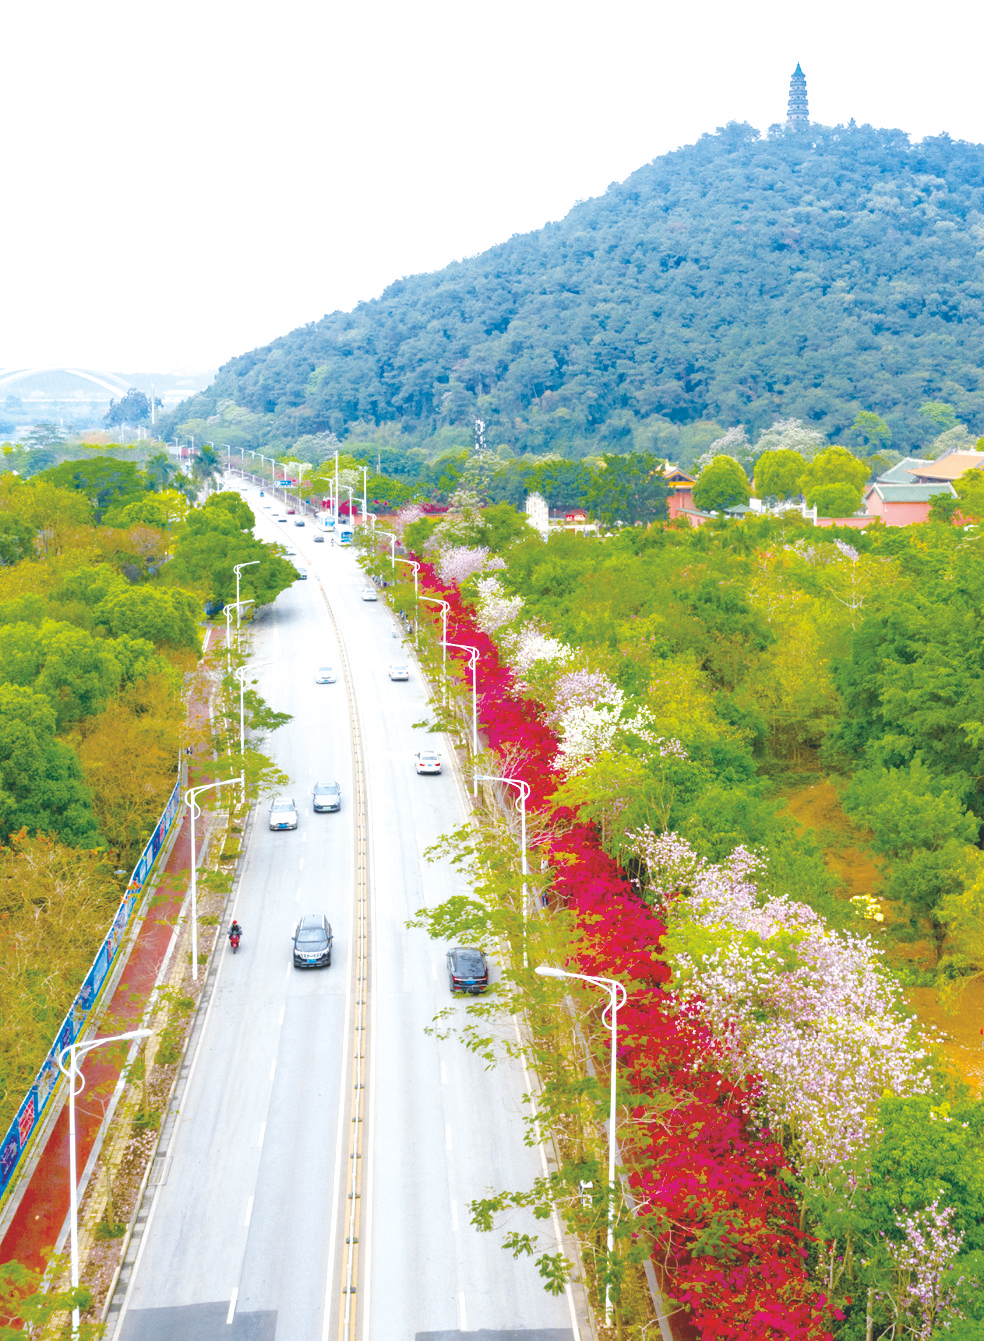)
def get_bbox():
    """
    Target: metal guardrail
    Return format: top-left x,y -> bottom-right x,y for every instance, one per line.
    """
0,779 -> 183,1208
